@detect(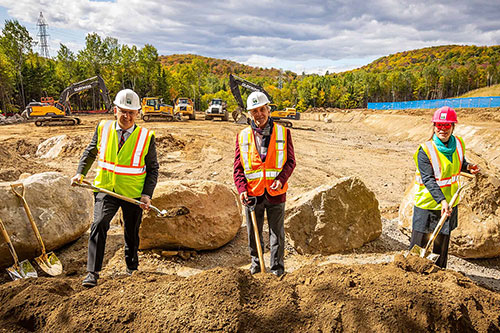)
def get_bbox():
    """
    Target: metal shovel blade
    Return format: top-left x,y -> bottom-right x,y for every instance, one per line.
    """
407,244 -> 440,263
154,206 -> 190,218
6,260 -> 38,281
35,252 -> 63,276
